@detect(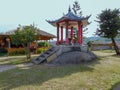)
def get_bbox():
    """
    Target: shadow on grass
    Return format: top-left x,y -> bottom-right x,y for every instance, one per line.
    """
110,82 -> 120,90
97,53 -> 116,59
112,54 -> 120,58
0,56 -> 36,65
0,58 -> 26,65
0,60 -> 100,90
0,58 -> 17,62
100,53 -> 120,61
